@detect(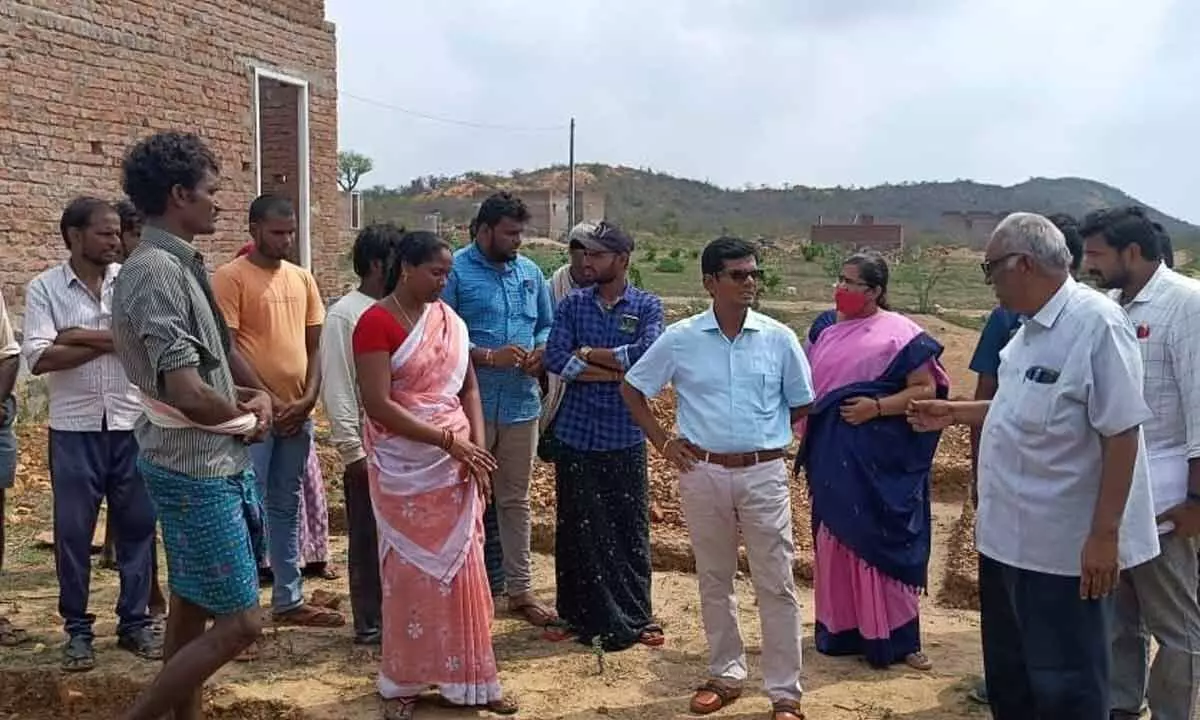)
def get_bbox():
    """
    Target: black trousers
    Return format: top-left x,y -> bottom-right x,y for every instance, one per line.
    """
979,553 -> 1114,720
342,466 -> 381,640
